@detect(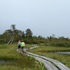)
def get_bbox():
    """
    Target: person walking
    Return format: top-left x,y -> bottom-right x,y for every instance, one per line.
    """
21,41 -> 25,53
17,40 -> 21,49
